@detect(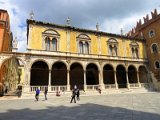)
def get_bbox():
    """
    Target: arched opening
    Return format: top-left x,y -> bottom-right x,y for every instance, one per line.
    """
139,66 -> 148,83
70,63 -> 84,90
0,57 -> 25,94
103,64 -> 114,84
51,62 -> 67,85
86,63 -> 99,85
30,61 -> 49,86
128,65 -> 138,83
116,65 -> 127,88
